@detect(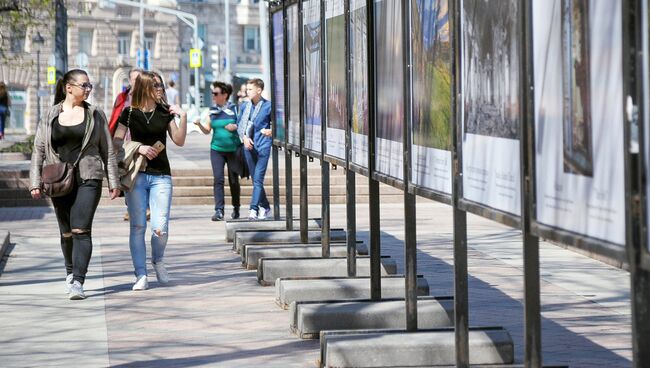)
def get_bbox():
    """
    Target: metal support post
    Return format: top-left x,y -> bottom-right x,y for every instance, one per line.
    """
272,146 -> 281,220
322,160 -> 331,258
300,154 -> 309,243
285,149 -> 294,230
346,169 -> 357,276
